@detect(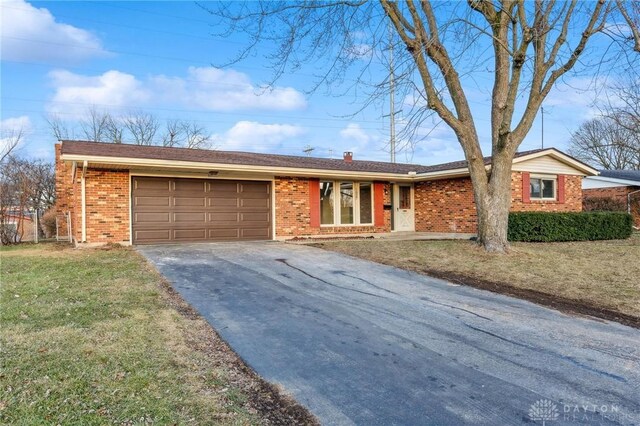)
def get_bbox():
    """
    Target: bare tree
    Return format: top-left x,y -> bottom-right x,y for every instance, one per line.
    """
0,156 -> 54,244
79,106 -> 111,142
161,119 -> 186,147
123,111 -> 159,146
182,122 -> 212,149
569,115 -> 640,170
0,127 -> 23,163
617,0 -> 640,52
105,114 -> 125,143
45,114 -> 71,141
204,1 -> 639,252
